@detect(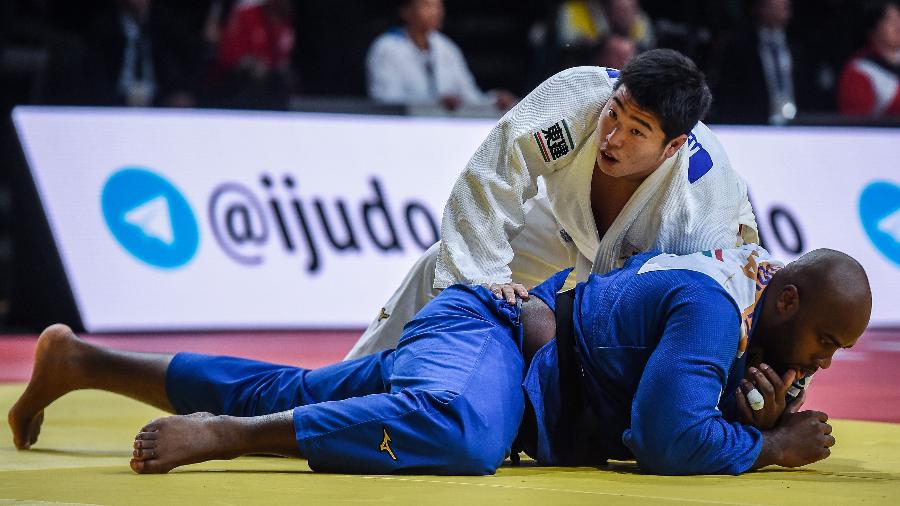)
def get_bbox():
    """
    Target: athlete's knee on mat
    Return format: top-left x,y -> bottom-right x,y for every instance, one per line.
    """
422,393 -> 510,474
442,434 -> 507,475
